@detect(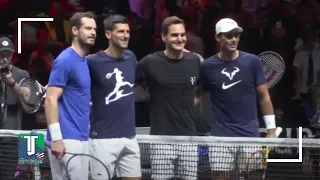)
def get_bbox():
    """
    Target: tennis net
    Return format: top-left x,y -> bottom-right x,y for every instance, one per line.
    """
0,129 -> 319,180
